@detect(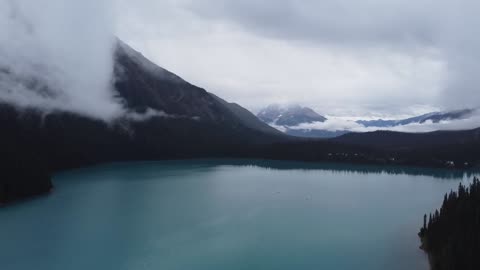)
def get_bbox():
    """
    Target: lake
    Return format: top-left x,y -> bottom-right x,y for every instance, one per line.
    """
0,160 -> 476,270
